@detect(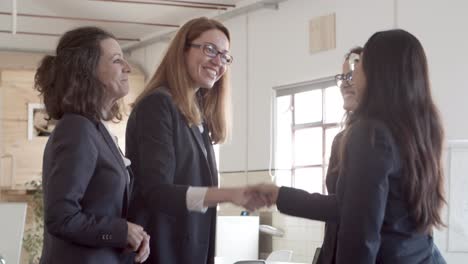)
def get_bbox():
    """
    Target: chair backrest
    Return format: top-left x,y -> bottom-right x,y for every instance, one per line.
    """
266,249 -> 293,262
0,203 -> 28,264
234,261 -> 266,264
312,247 -> 321,264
